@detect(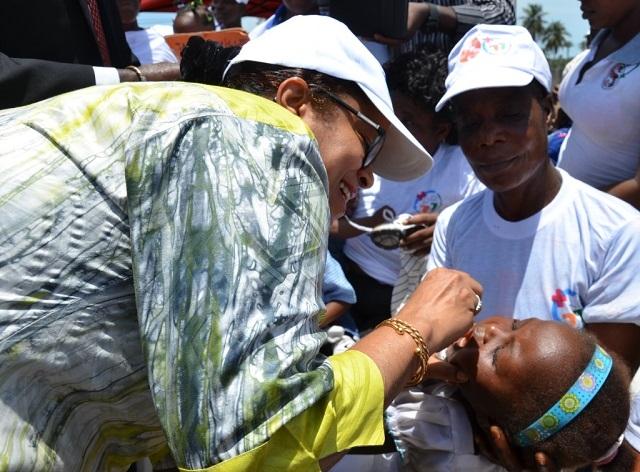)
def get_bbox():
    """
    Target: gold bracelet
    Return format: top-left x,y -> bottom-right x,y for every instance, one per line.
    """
125,65 -> 147,82
376,318 -> 430,387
